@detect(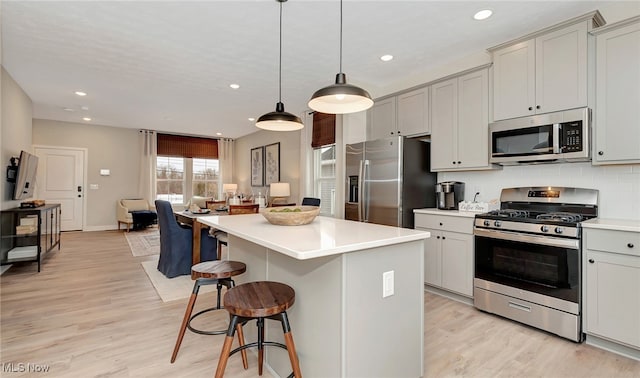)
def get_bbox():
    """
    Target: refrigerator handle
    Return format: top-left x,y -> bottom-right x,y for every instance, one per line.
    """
358,159 -> 364,222
362,160 -> 369,222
